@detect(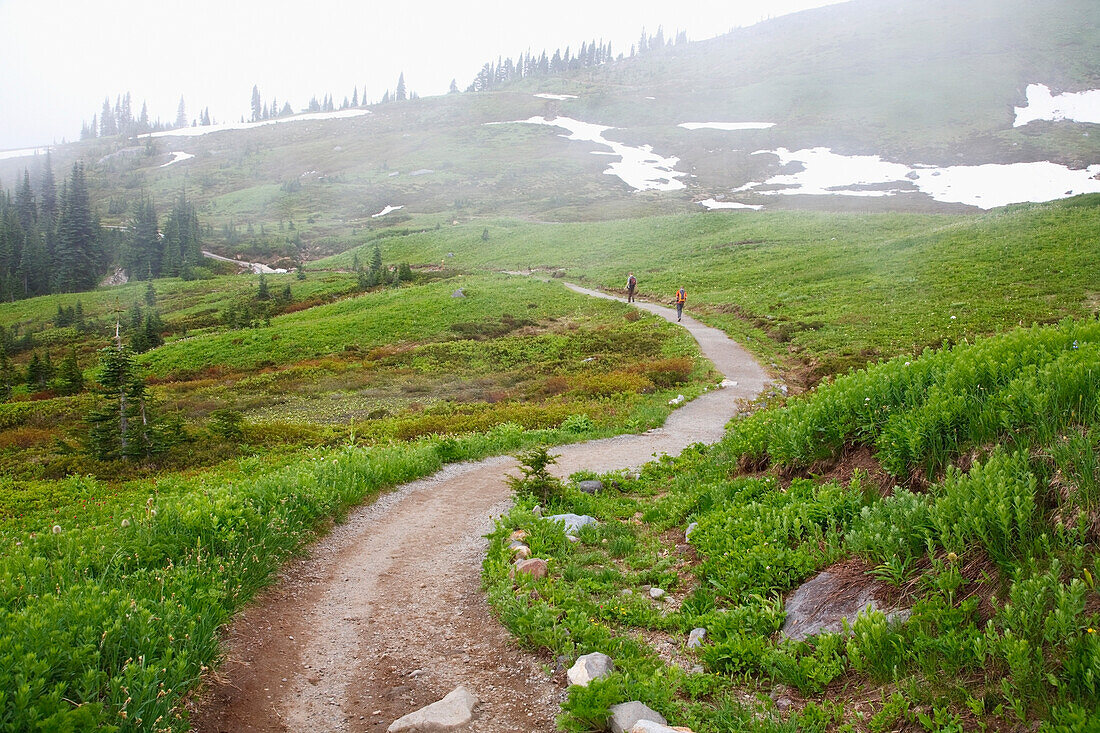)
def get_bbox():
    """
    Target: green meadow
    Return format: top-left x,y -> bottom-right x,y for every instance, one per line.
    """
327,195 -> 1100,384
